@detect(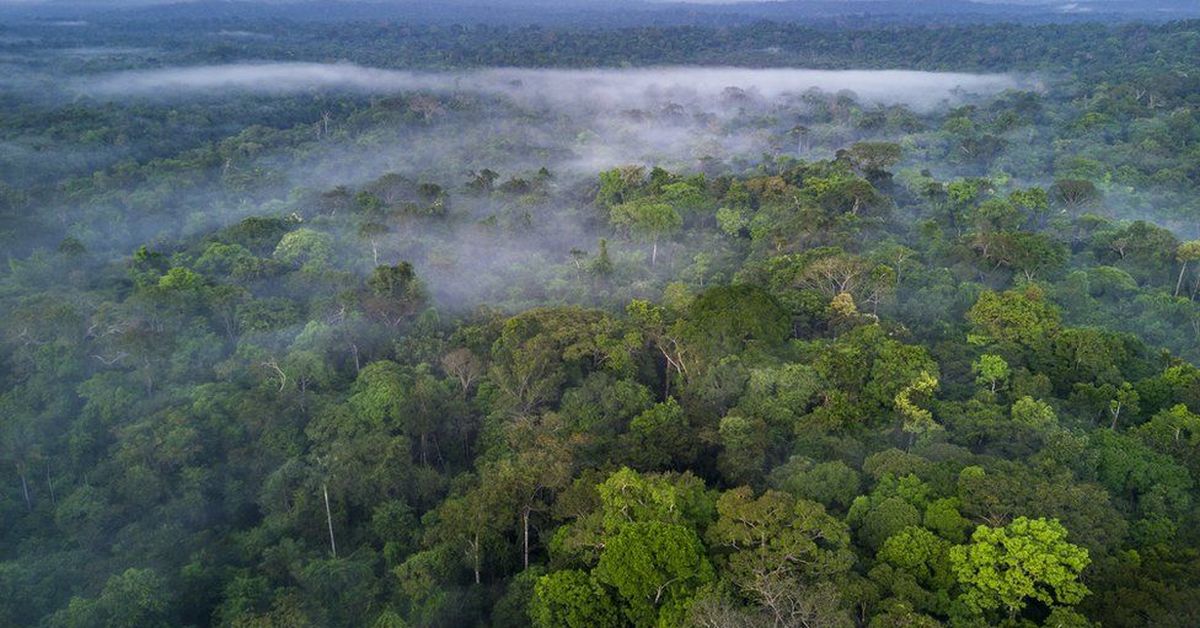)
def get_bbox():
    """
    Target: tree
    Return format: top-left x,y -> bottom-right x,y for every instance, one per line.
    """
621,398 -> 696,470
592,238 -> 615,277
799,253 -> 872,299
306,399 -> 415,524
1107,382 -> 1140,431
1049,179 -> 1101,214
972,354 -> 1009,394
440,347 -> 483,397
876,526 -> 955,607
966,285 -> 1061,347
49,568 -> 171,628
1174,240 -> 1200,297
467,169 -> 499,195
273,228 -> 334,273
363,263 -> 426,328
531,570 -> 621,628
1011,396 -> 1057,430
1000,232 -> 1067,282
427,484 -> 507,585
627,299 -> 691,396
768,459 -> 861,513
708,487 -> 853,620
846,142 -> 903,178
717,415 -> 768,486
848,492 -> 923,553
597,165 -> 646,207
490,417 -> 575,569
949,517 -> 1090,620
1134,404 -> 1200,477
611,200 -> 682,266
593,521 -> 715,627
895,371 -> 940,446
682,285 -> 790,365
595,467 -> 715,534
1008,187 -> 1050,229
488,308 -> 633,417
